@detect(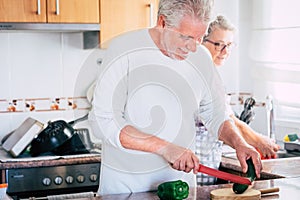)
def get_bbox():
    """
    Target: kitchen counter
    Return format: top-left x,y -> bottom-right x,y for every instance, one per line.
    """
2,149 -> 300,199
93,156 -> 300,200
92,177 -> 300,200
0,147 -> 101,169
0,154 -> 101,169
